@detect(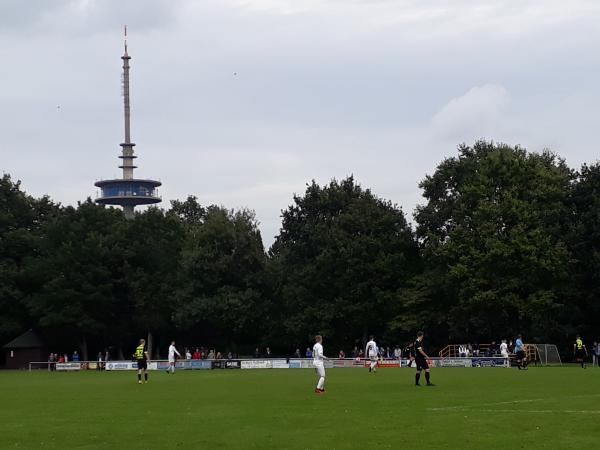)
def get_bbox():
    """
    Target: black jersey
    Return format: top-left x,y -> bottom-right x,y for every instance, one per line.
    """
414,339 -> 426,360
